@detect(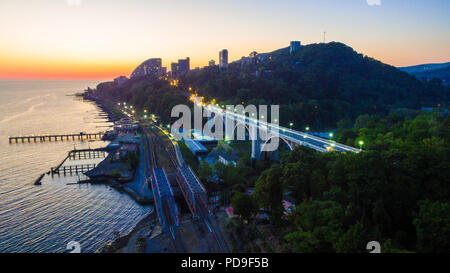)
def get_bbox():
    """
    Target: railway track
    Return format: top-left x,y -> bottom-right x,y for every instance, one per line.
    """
144,126 -> 186,253
146,123 -> 230,253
